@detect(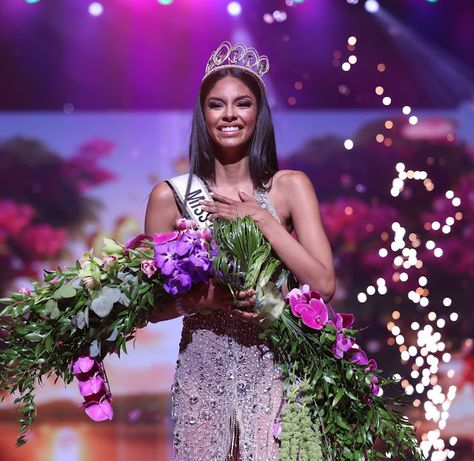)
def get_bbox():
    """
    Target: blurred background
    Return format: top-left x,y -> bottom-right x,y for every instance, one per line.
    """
0,0 -> 473,460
